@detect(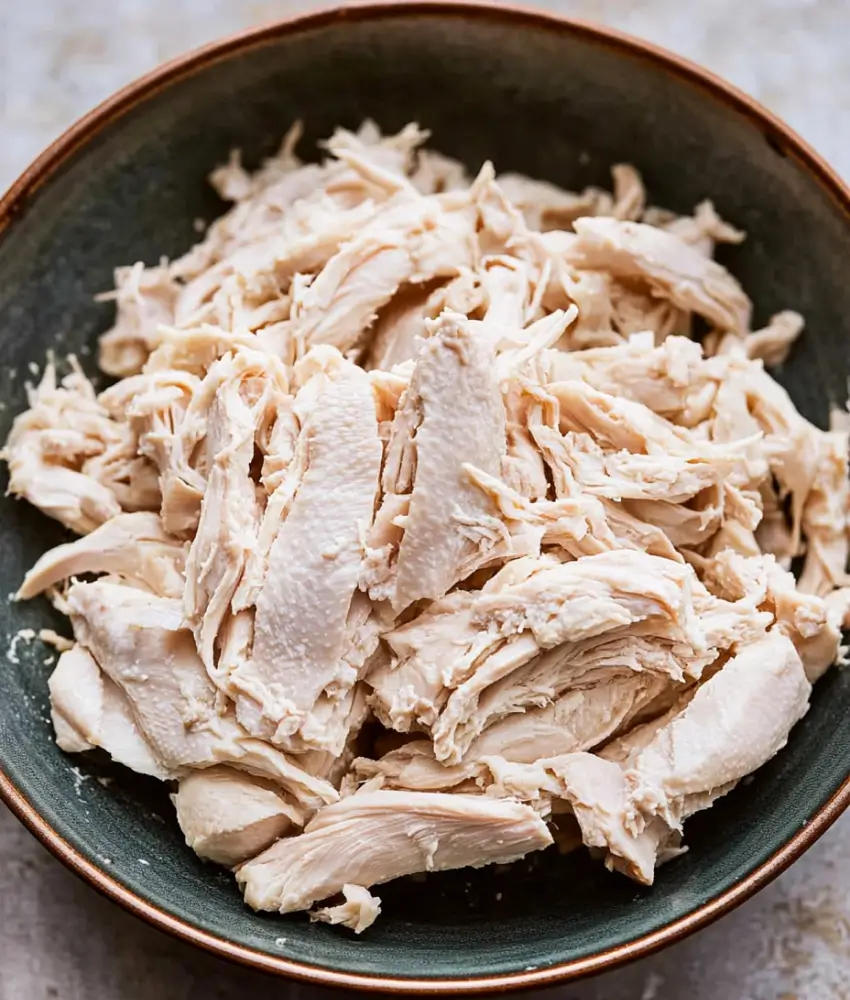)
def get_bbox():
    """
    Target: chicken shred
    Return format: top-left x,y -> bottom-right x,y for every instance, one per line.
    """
7,121 -> 847,932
